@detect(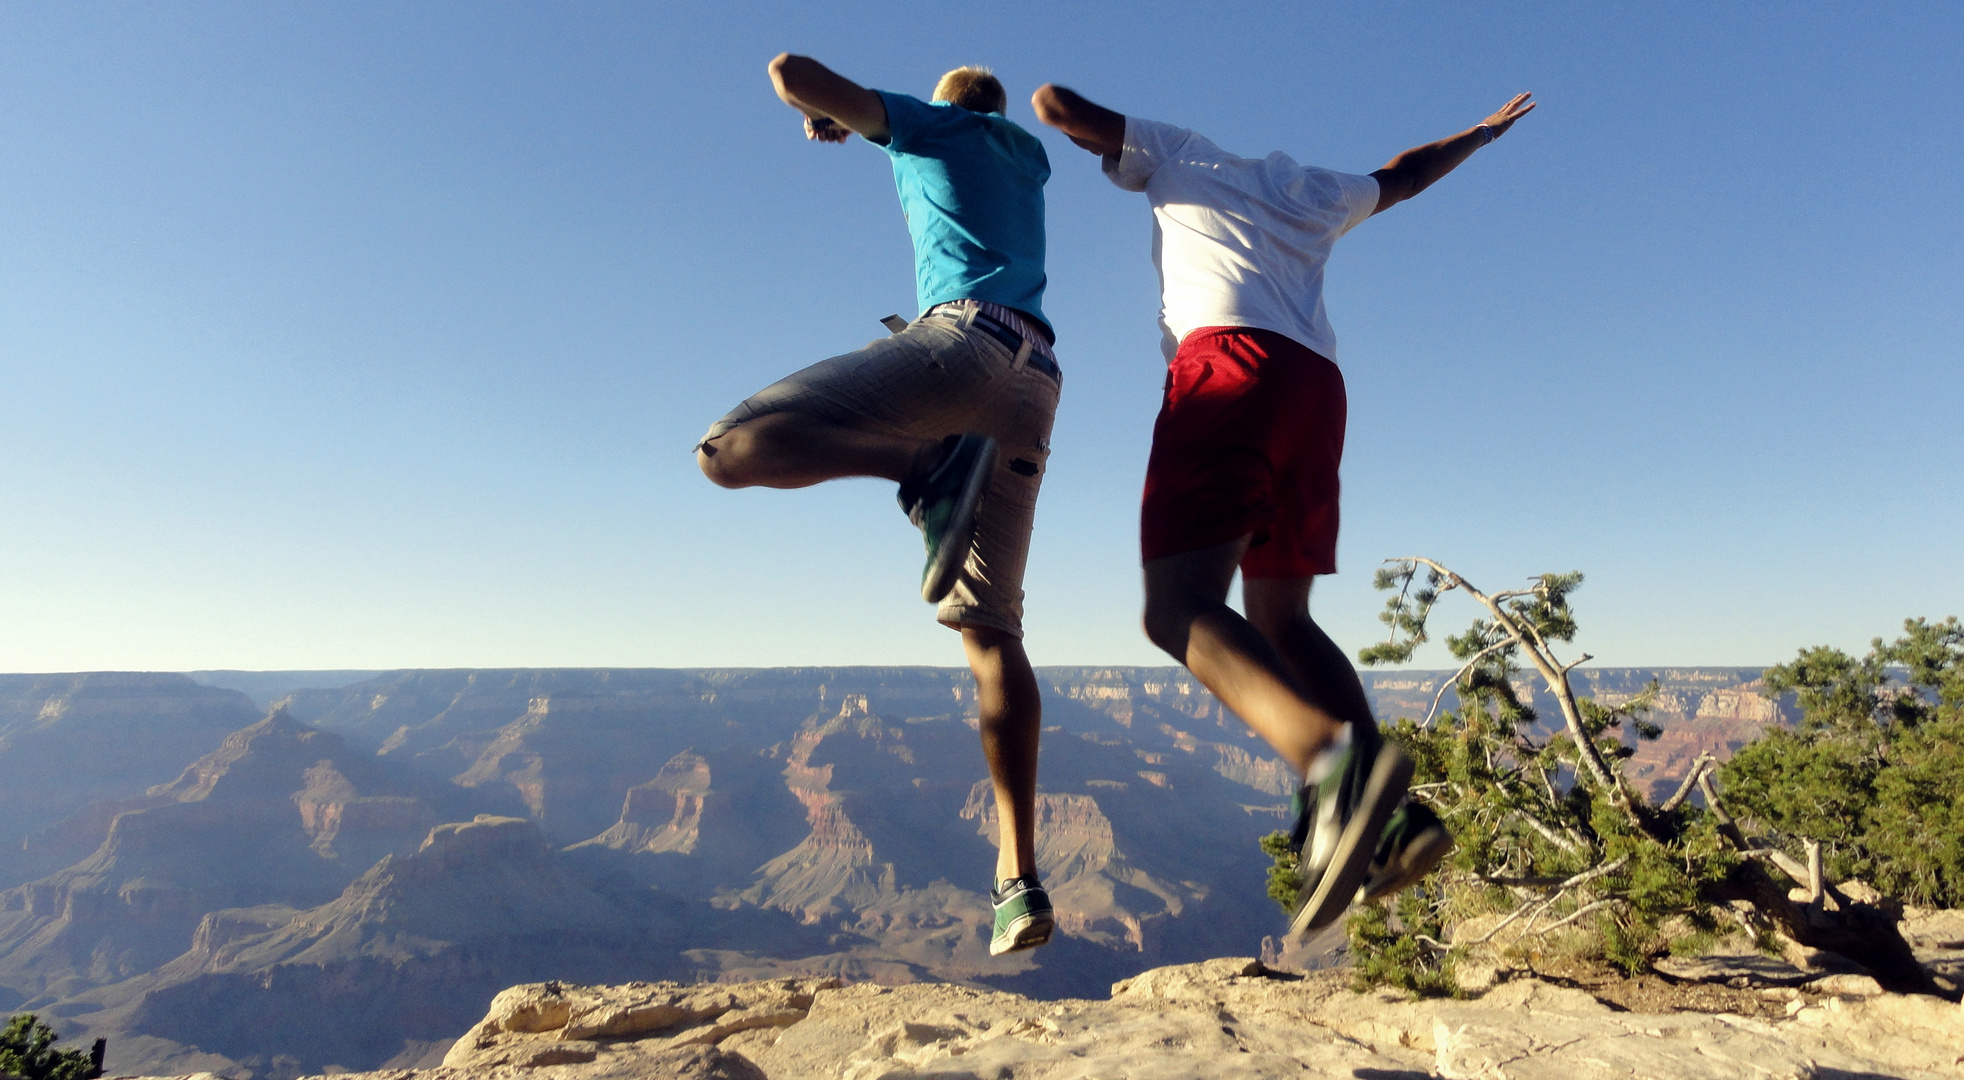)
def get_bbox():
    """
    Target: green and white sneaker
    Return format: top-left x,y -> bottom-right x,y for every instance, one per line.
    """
1287,722 -> 1414,938
1355,801 -> 1455,903
898,434 -> 998,604
988,874 -> 1054,956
